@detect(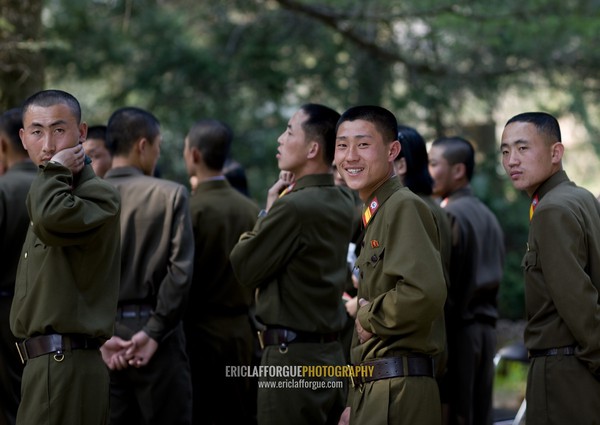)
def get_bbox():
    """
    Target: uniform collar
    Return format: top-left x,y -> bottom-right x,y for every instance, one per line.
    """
364,176 -> 401,210
104,166 -> 145,178
286,173 -> 334,194
531,170 -> 569,202
446,185 -> 472,201
5,159 -> 37,174
195,178 -> 230,193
